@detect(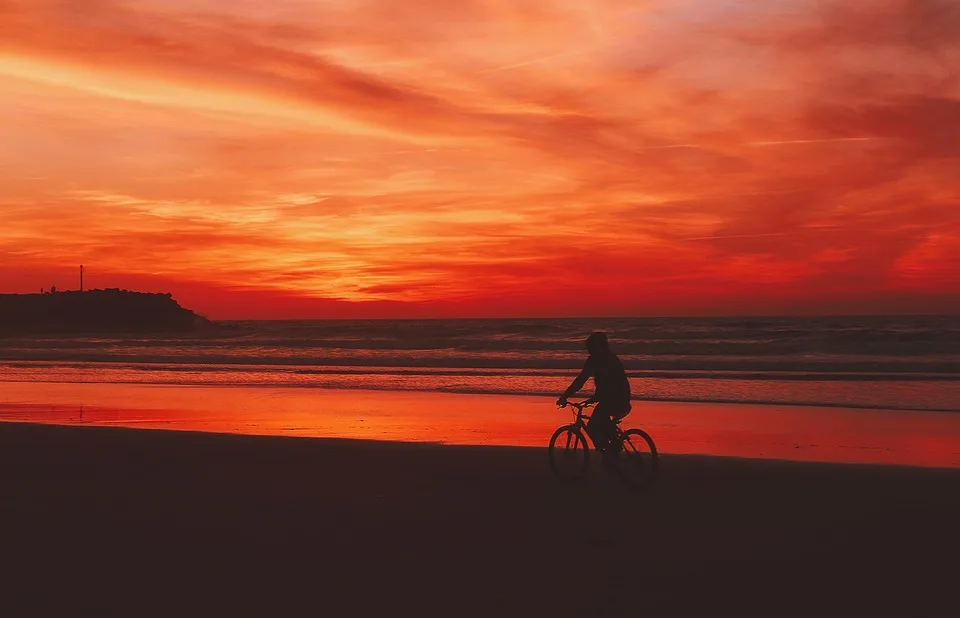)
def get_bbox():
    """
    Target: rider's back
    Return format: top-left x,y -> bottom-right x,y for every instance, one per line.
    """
587,350 -> 631,406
